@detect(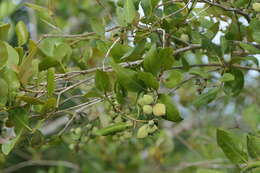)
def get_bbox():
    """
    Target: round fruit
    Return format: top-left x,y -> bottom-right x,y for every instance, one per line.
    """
137,98 -> 145,105
74,127 -> 82,135
137,125 -> 149,139
153,103 -> 166,116
253,3 -> 260,12
180,34 -> 189,42
142,94 -> 154,105
142,105 -> 153,114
